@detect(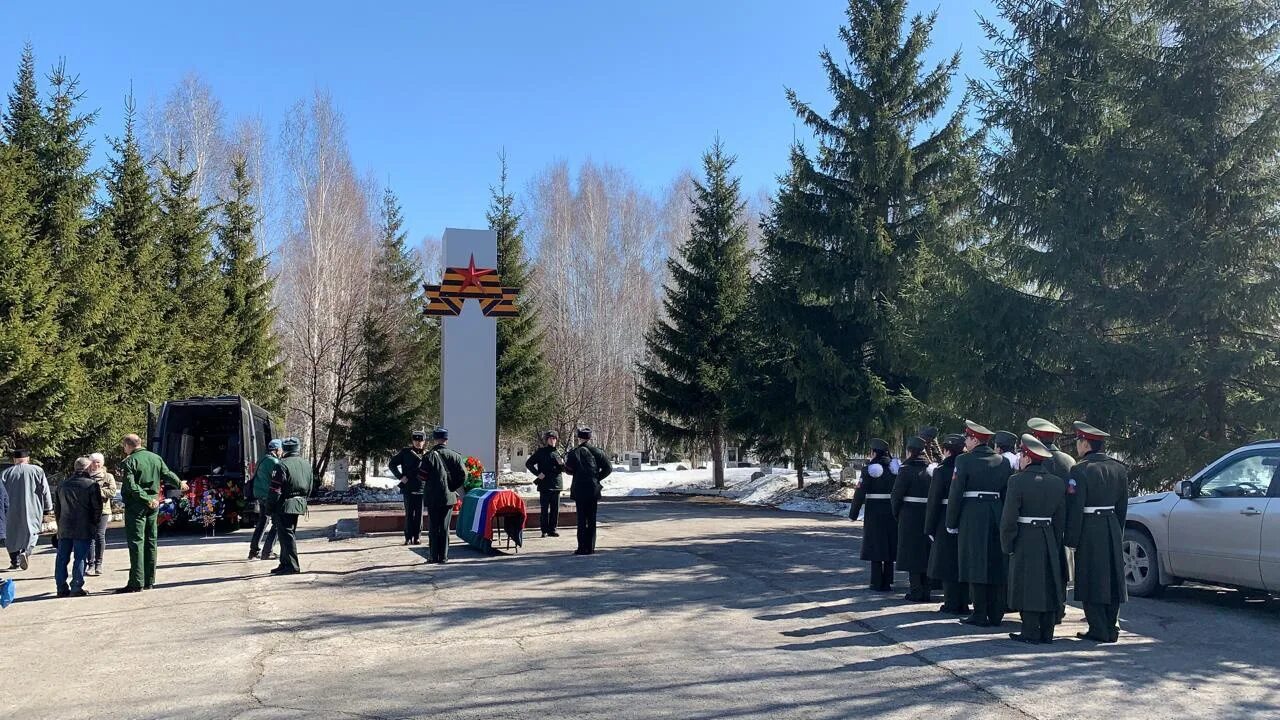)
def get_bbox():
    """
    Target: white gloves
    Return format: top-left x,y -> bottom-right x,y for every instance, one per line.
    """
946,527 -> 959,535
